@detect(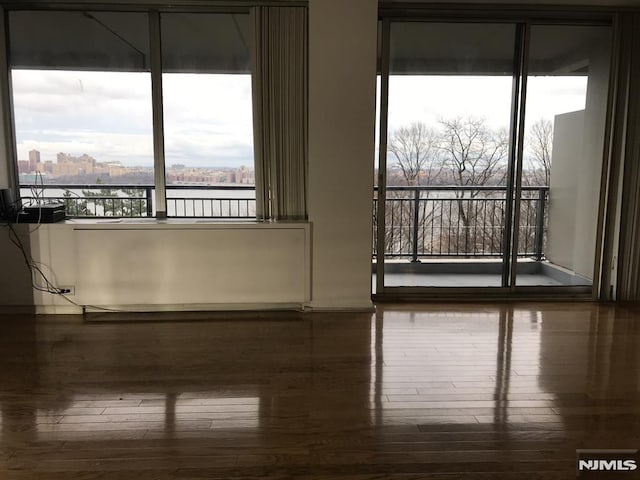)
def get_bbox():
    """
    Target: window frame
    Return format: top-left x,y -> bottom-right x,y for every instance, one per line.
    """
2,3 -> 255,220
373,6 -> 618,300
